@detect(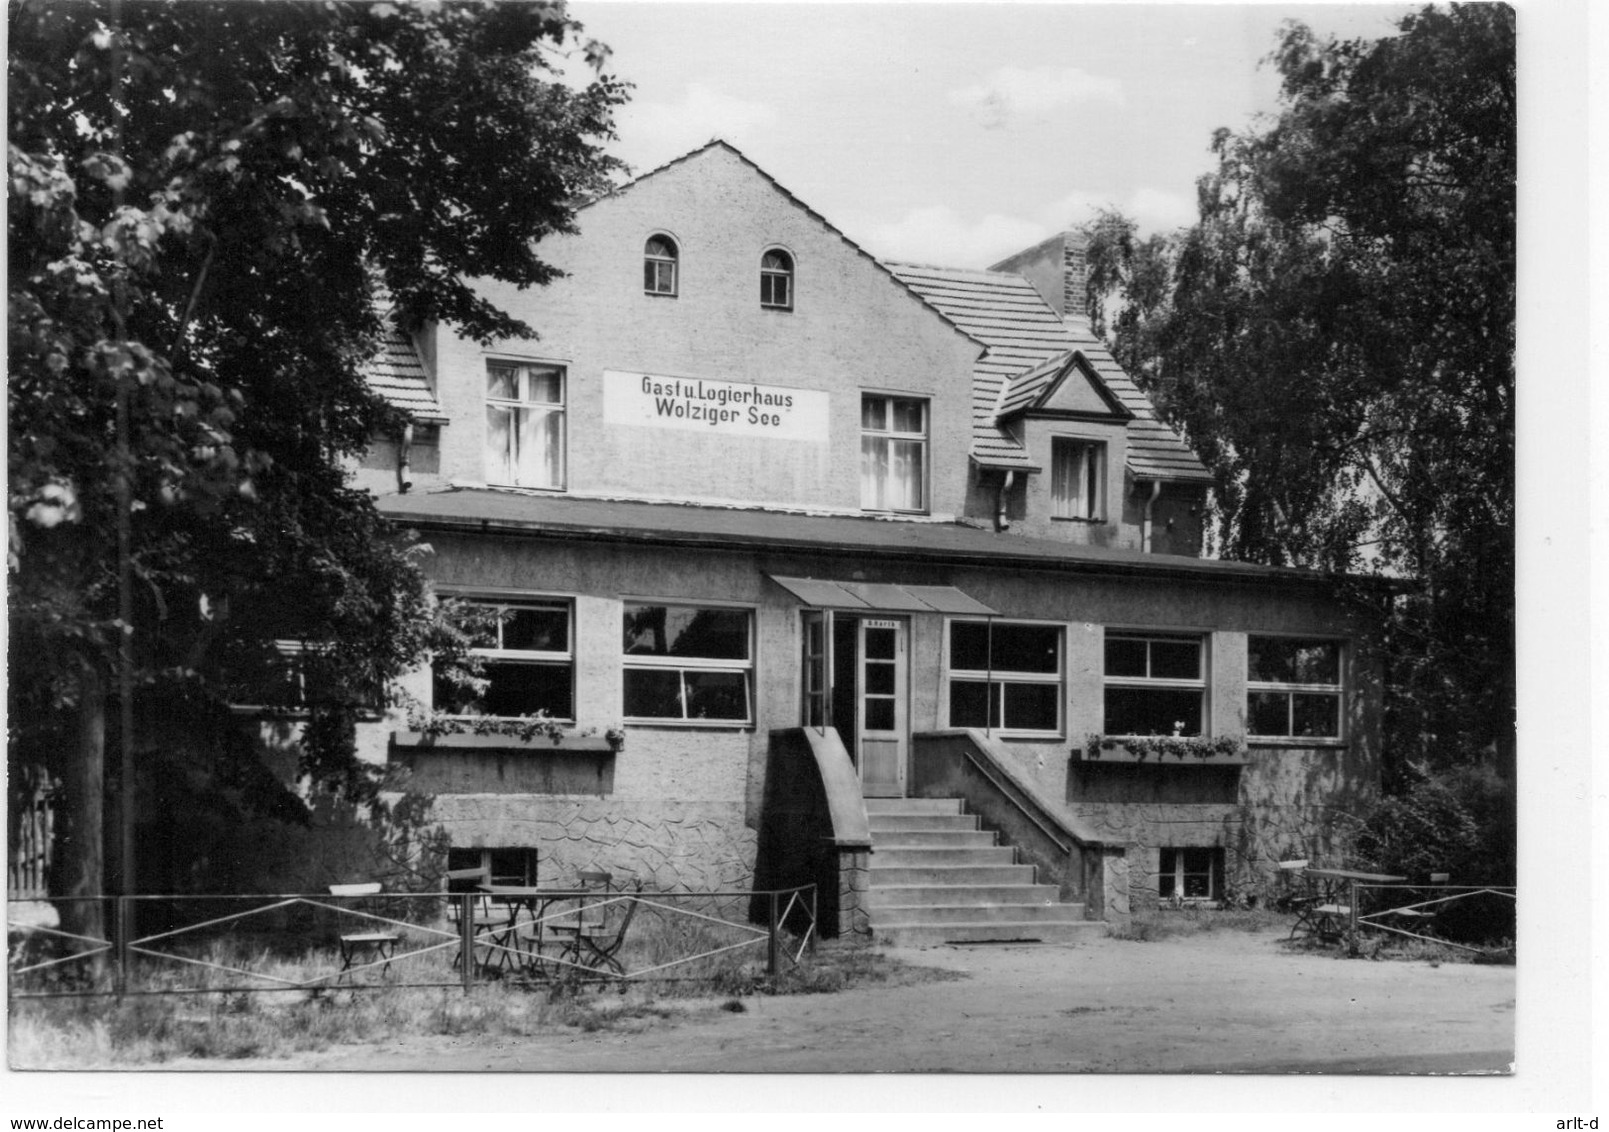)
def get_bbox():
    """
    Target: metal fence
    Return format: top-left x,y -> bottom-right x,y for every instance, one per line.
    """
1351,883 -> 1516,955
7,884 -> 817,999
